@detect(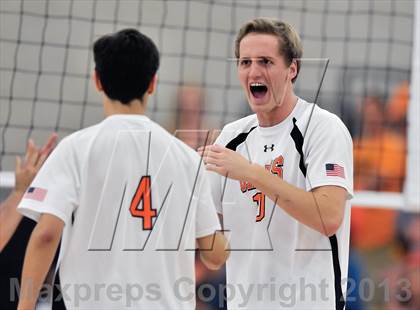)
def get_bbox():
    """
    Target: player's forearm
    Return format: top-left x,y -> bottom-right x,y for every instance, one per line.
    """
247,164 -> 342,236
0,190 -> 25,211
0,191 -> 24,250
200,251 -> 225,270
198,232 -> 230,270
18,216 -> 63,309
